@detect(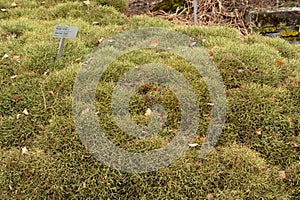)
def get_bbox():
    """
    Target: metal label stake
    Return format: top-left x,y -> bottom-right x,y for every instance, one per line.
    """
194,0 -> 198,25
53,26 -> 78,59
57,37 -> 65,59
